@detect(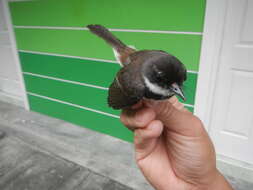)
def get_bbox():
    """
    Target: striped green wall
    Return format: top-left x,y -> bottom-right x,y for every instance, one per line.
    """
9,0 -> 206,142
15,29 -> 202,71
